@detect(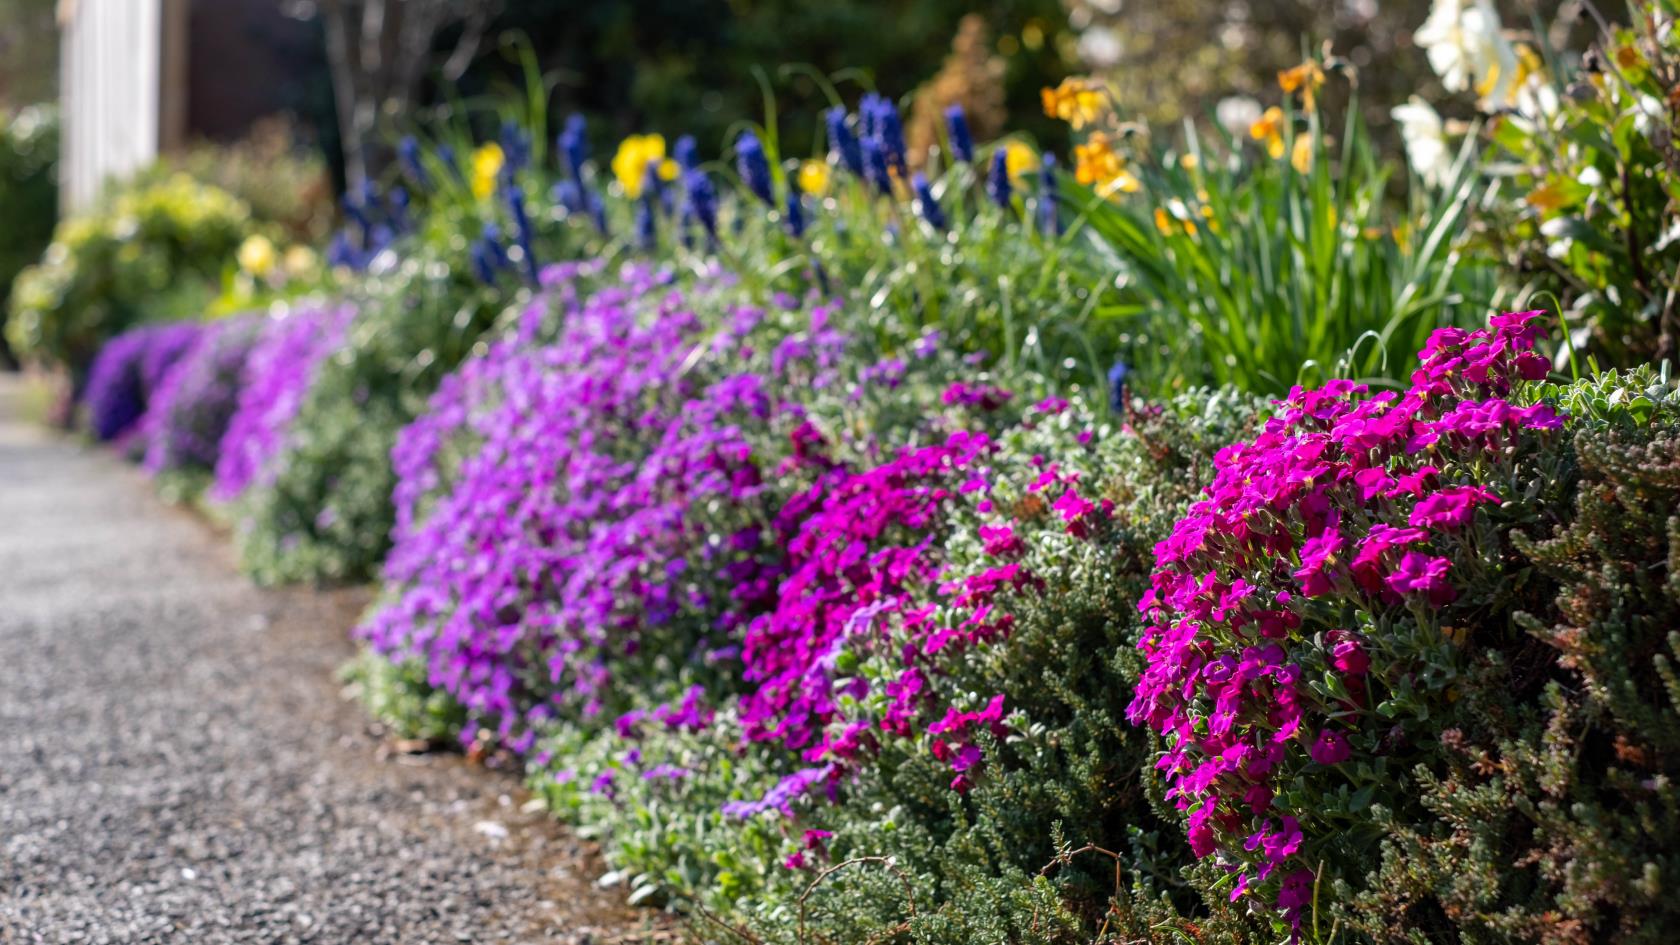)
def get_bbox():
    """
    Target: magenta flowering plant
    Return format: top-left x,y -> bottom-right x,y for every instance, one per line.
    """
212,303 -> 355,501
734,391 -> 1125,808
1129,311 -> 1567,932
